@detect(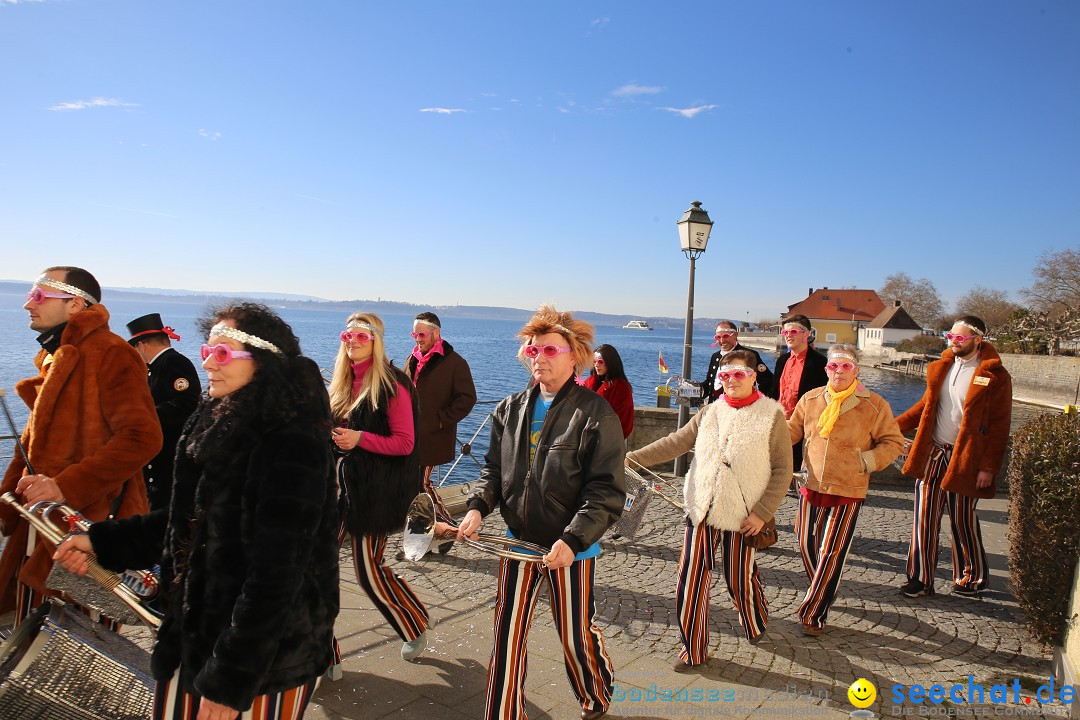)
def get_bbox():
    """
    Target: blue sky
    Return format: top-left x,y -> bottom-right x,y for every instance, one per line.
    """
1,1 -> 1077,320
